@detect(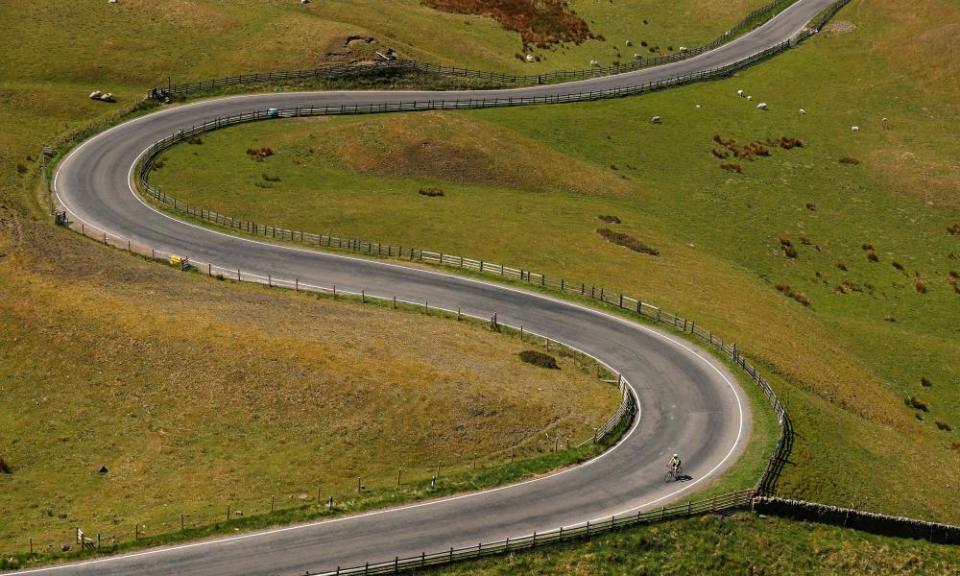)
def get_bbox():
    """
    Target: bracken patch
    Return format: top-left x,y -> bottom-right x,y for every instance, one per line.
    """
519,350 -> 559,369
597,228 -> 659,256
421,0 -> 599,48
